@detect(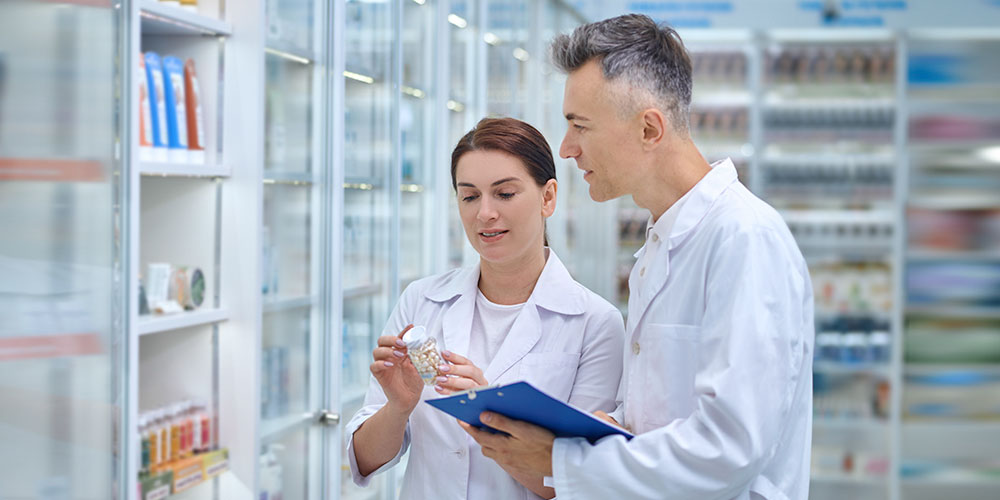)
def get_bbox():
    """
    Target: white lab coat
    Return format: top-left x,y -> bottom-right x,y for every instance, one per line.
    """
552,159 -> 814,500
346,250 -> 625,500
